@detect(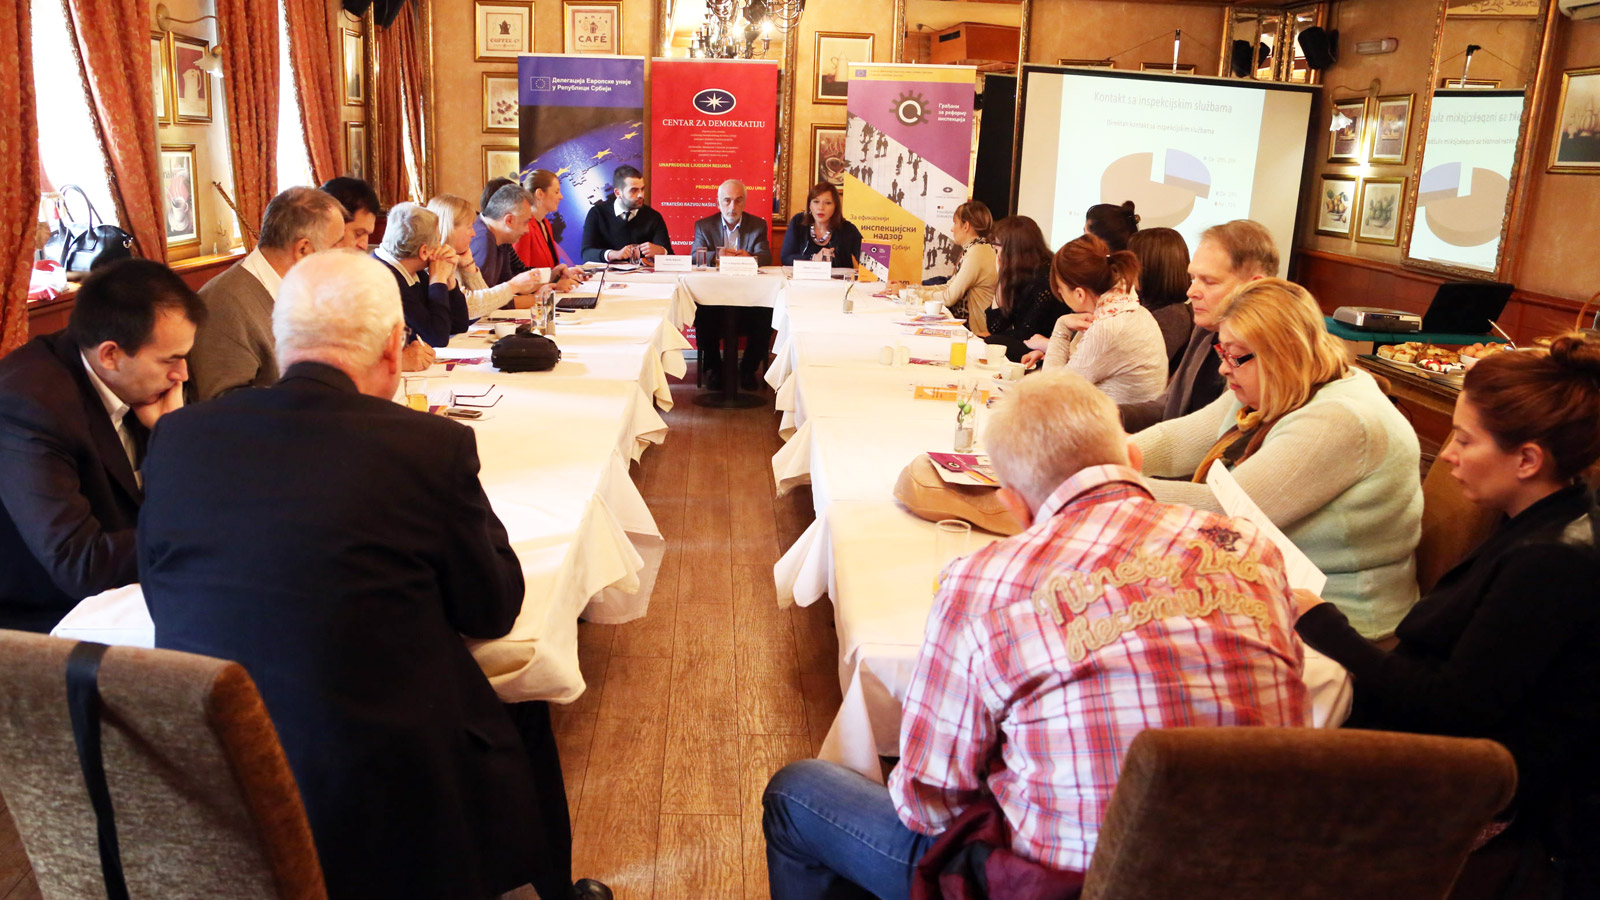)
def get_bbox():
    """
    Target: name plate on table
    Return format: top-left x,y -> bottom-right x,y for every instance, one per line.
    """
654,254 -> 692,273
718,256 -> 759,276
791,260 -> 833,281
